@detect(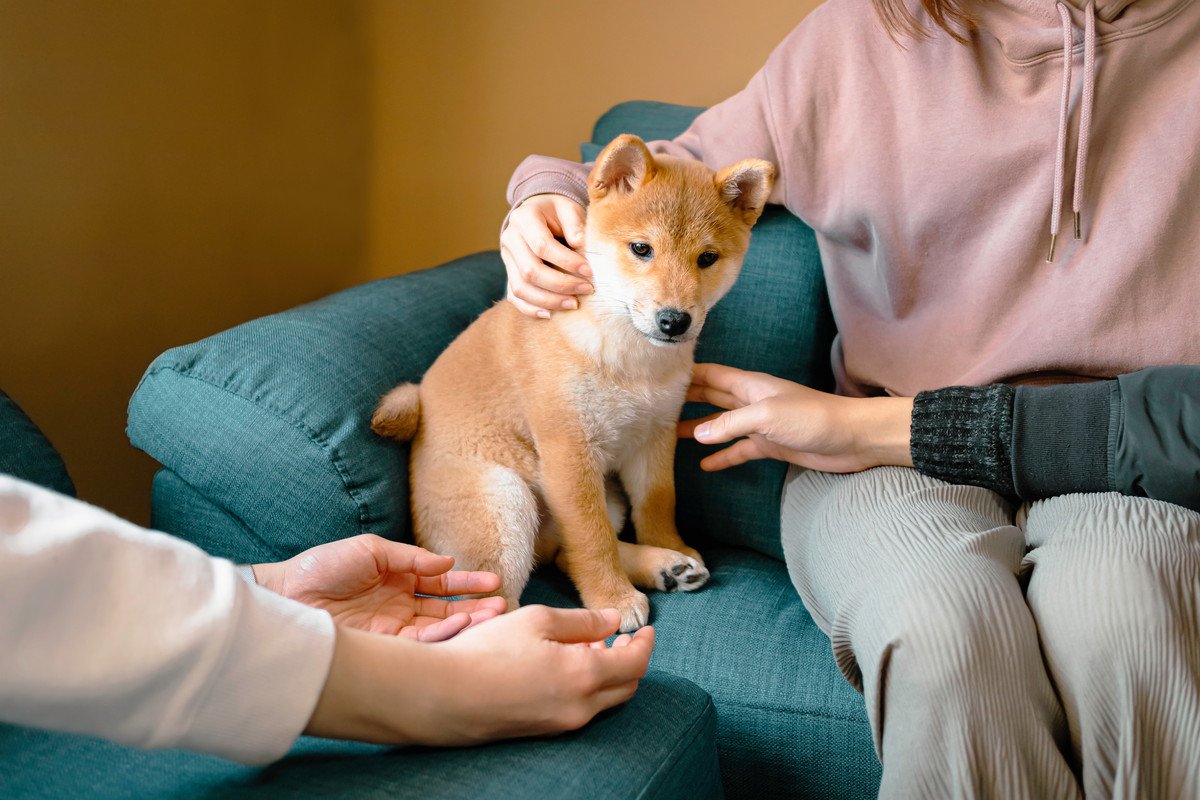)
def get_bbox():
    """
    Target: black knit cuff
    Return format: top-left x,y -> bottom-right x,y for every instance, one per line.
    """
910,385 -> 1016,496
